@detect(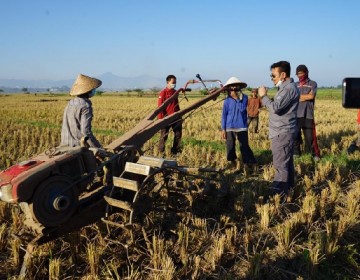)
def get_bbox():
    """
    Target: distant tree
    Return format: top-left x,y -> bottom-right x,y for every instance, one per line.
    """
0,89 -> 3,93
200,89 -> 208,95
149,87 -> 161,96
22,87 -> 29,94
95,90 -> 104,96
134,88 -> 144,97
